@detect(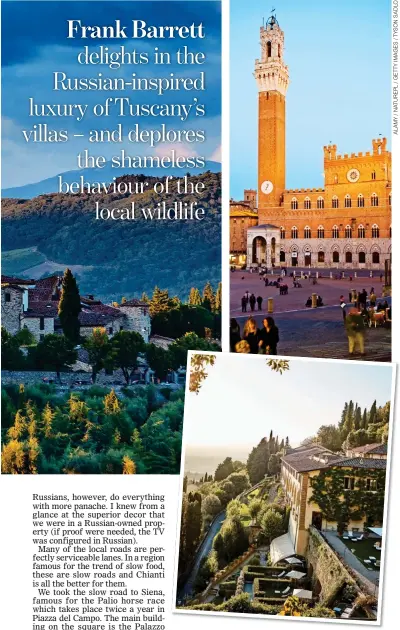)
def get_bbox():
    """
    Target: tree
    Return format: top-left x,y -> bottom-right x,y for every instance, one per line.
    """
202,494 -> 221,519
33,334 -> 77,380
354,406 -> 362,431
226,499 -> 242,520
169,332 -> 219,371
214,282 -> 222,312
248,498 -> 263,521
145,343 -> 172,382
226,471 -> 250,495
369,400 -> 377,424
122,455 -> 136,474
261,509 -> 284,543
188,287 -> 202,306
268,453 -> 280,476
202,281 -> 215,311
149,286 -> 177,317
183,475 -> 188,493
58,268 -> 81,343
1,327 -> 25,369
215,457 -> 234,482
84,327 -> 115,383
112,330 -> 145,384
316,425 -> 342,452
